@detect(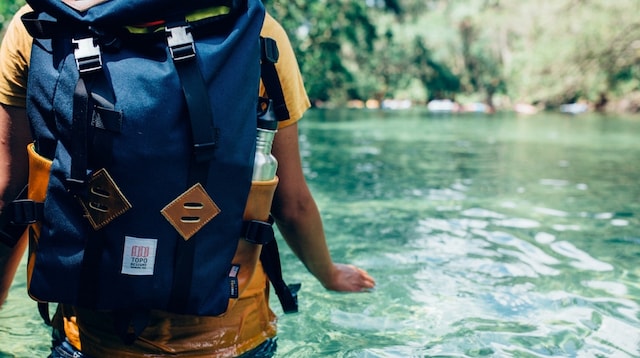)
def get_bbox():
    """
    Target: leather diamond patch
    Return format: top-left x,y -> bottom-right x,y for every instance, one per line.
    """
161,183 -> 221,241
